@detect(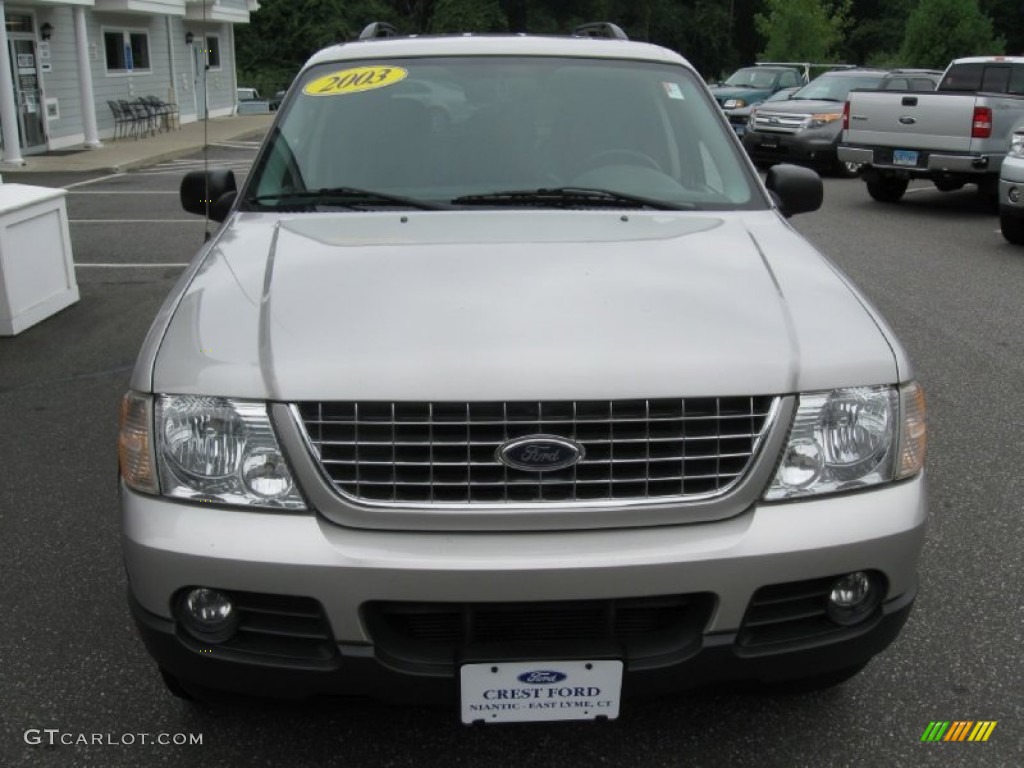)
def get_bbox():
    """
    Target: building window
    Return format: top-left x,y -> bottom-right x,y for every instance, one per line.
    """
206,35 -> 221,70
5,14 -> 34,34
103,30 -> 151,73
